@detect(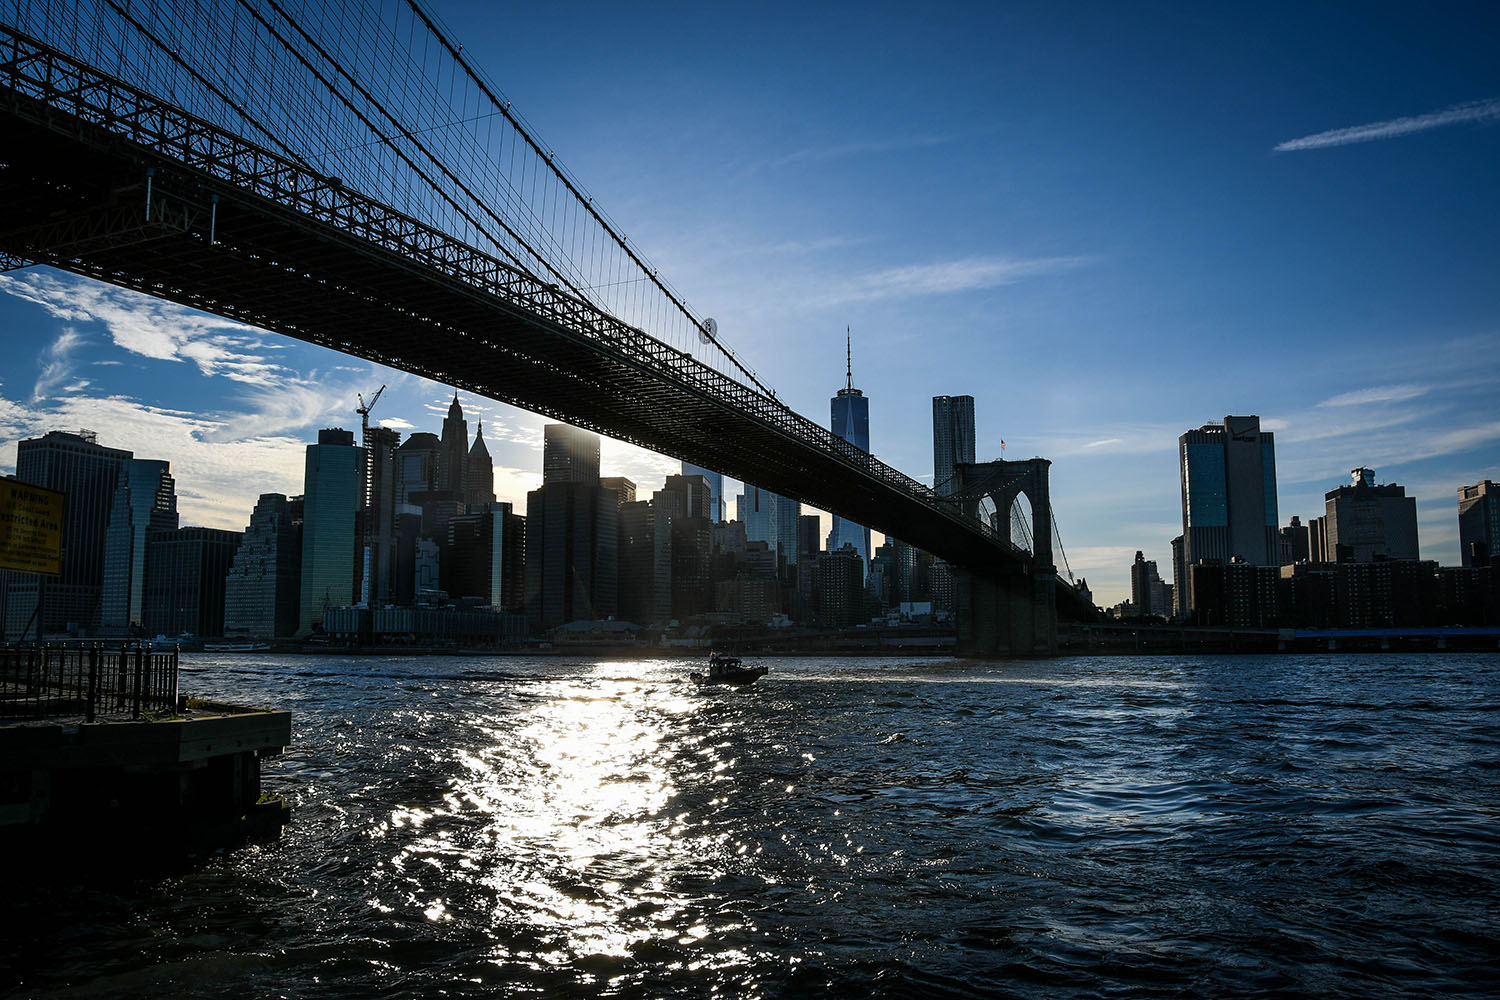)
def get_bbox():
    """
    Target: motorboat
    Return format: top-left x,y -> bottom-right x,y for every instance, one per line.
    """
690,652 -> 768,686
